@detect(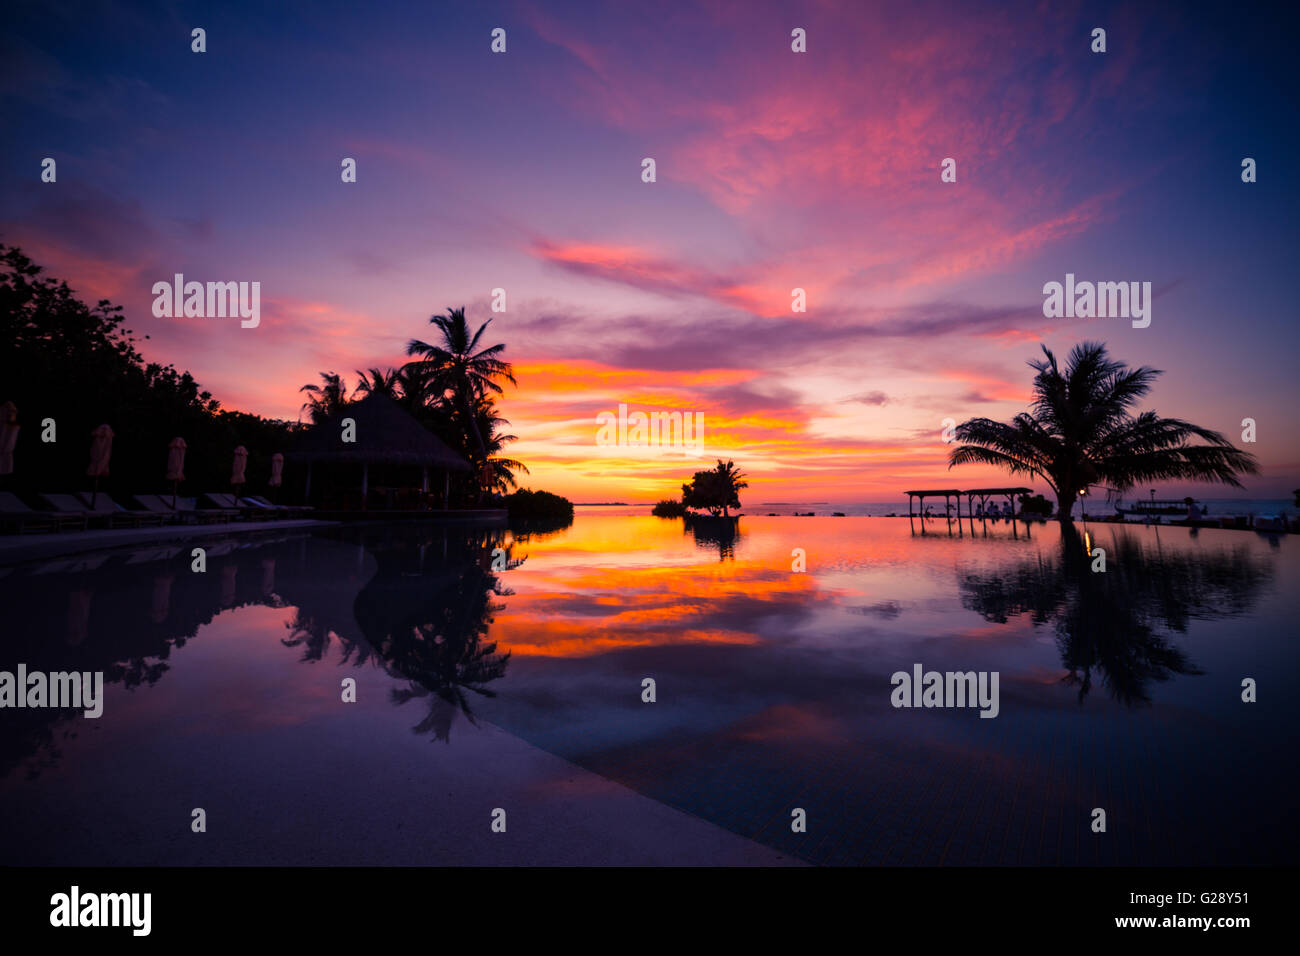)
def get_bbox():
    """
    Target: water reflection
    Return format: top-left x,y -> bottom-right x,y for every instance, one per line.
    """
0,524 -> 513,777
957,523 -> 1272,705
683,514 -> 743,560
352,528 -> 512,742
